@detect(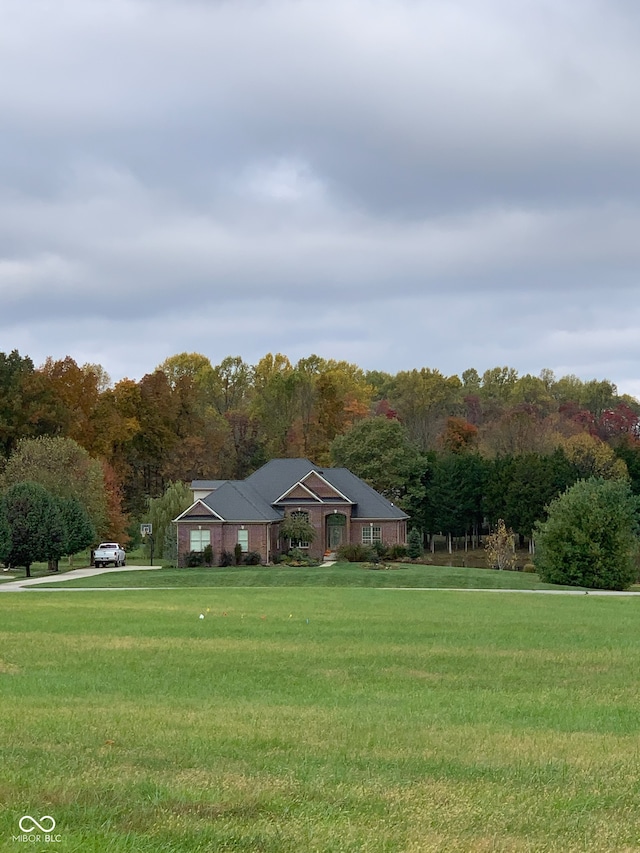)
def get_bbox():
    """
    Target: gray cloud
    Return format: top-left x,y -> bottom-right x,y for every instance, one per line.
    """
1,0 -> 639,396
